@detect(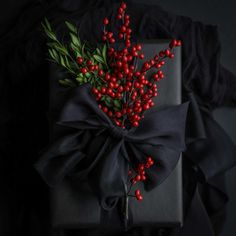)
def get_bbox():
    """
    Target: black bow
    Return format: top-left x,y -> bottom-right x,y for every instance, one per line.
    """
35,84 -> 189,210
